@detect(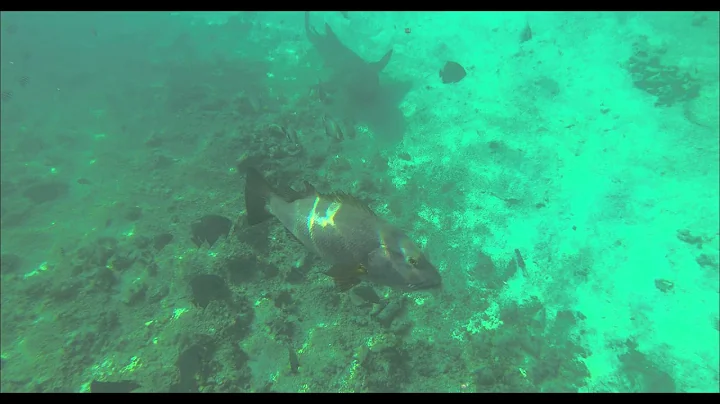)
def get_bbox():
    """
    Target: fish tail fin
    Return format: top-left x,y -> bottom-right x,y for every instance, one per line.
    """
244,167 -> 277,225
